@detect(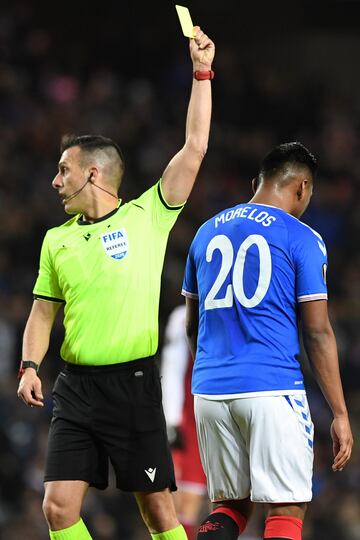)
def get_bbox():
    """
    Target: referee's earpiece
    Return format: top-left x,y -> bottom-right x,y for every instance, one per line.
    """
87,173 -> 119,200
